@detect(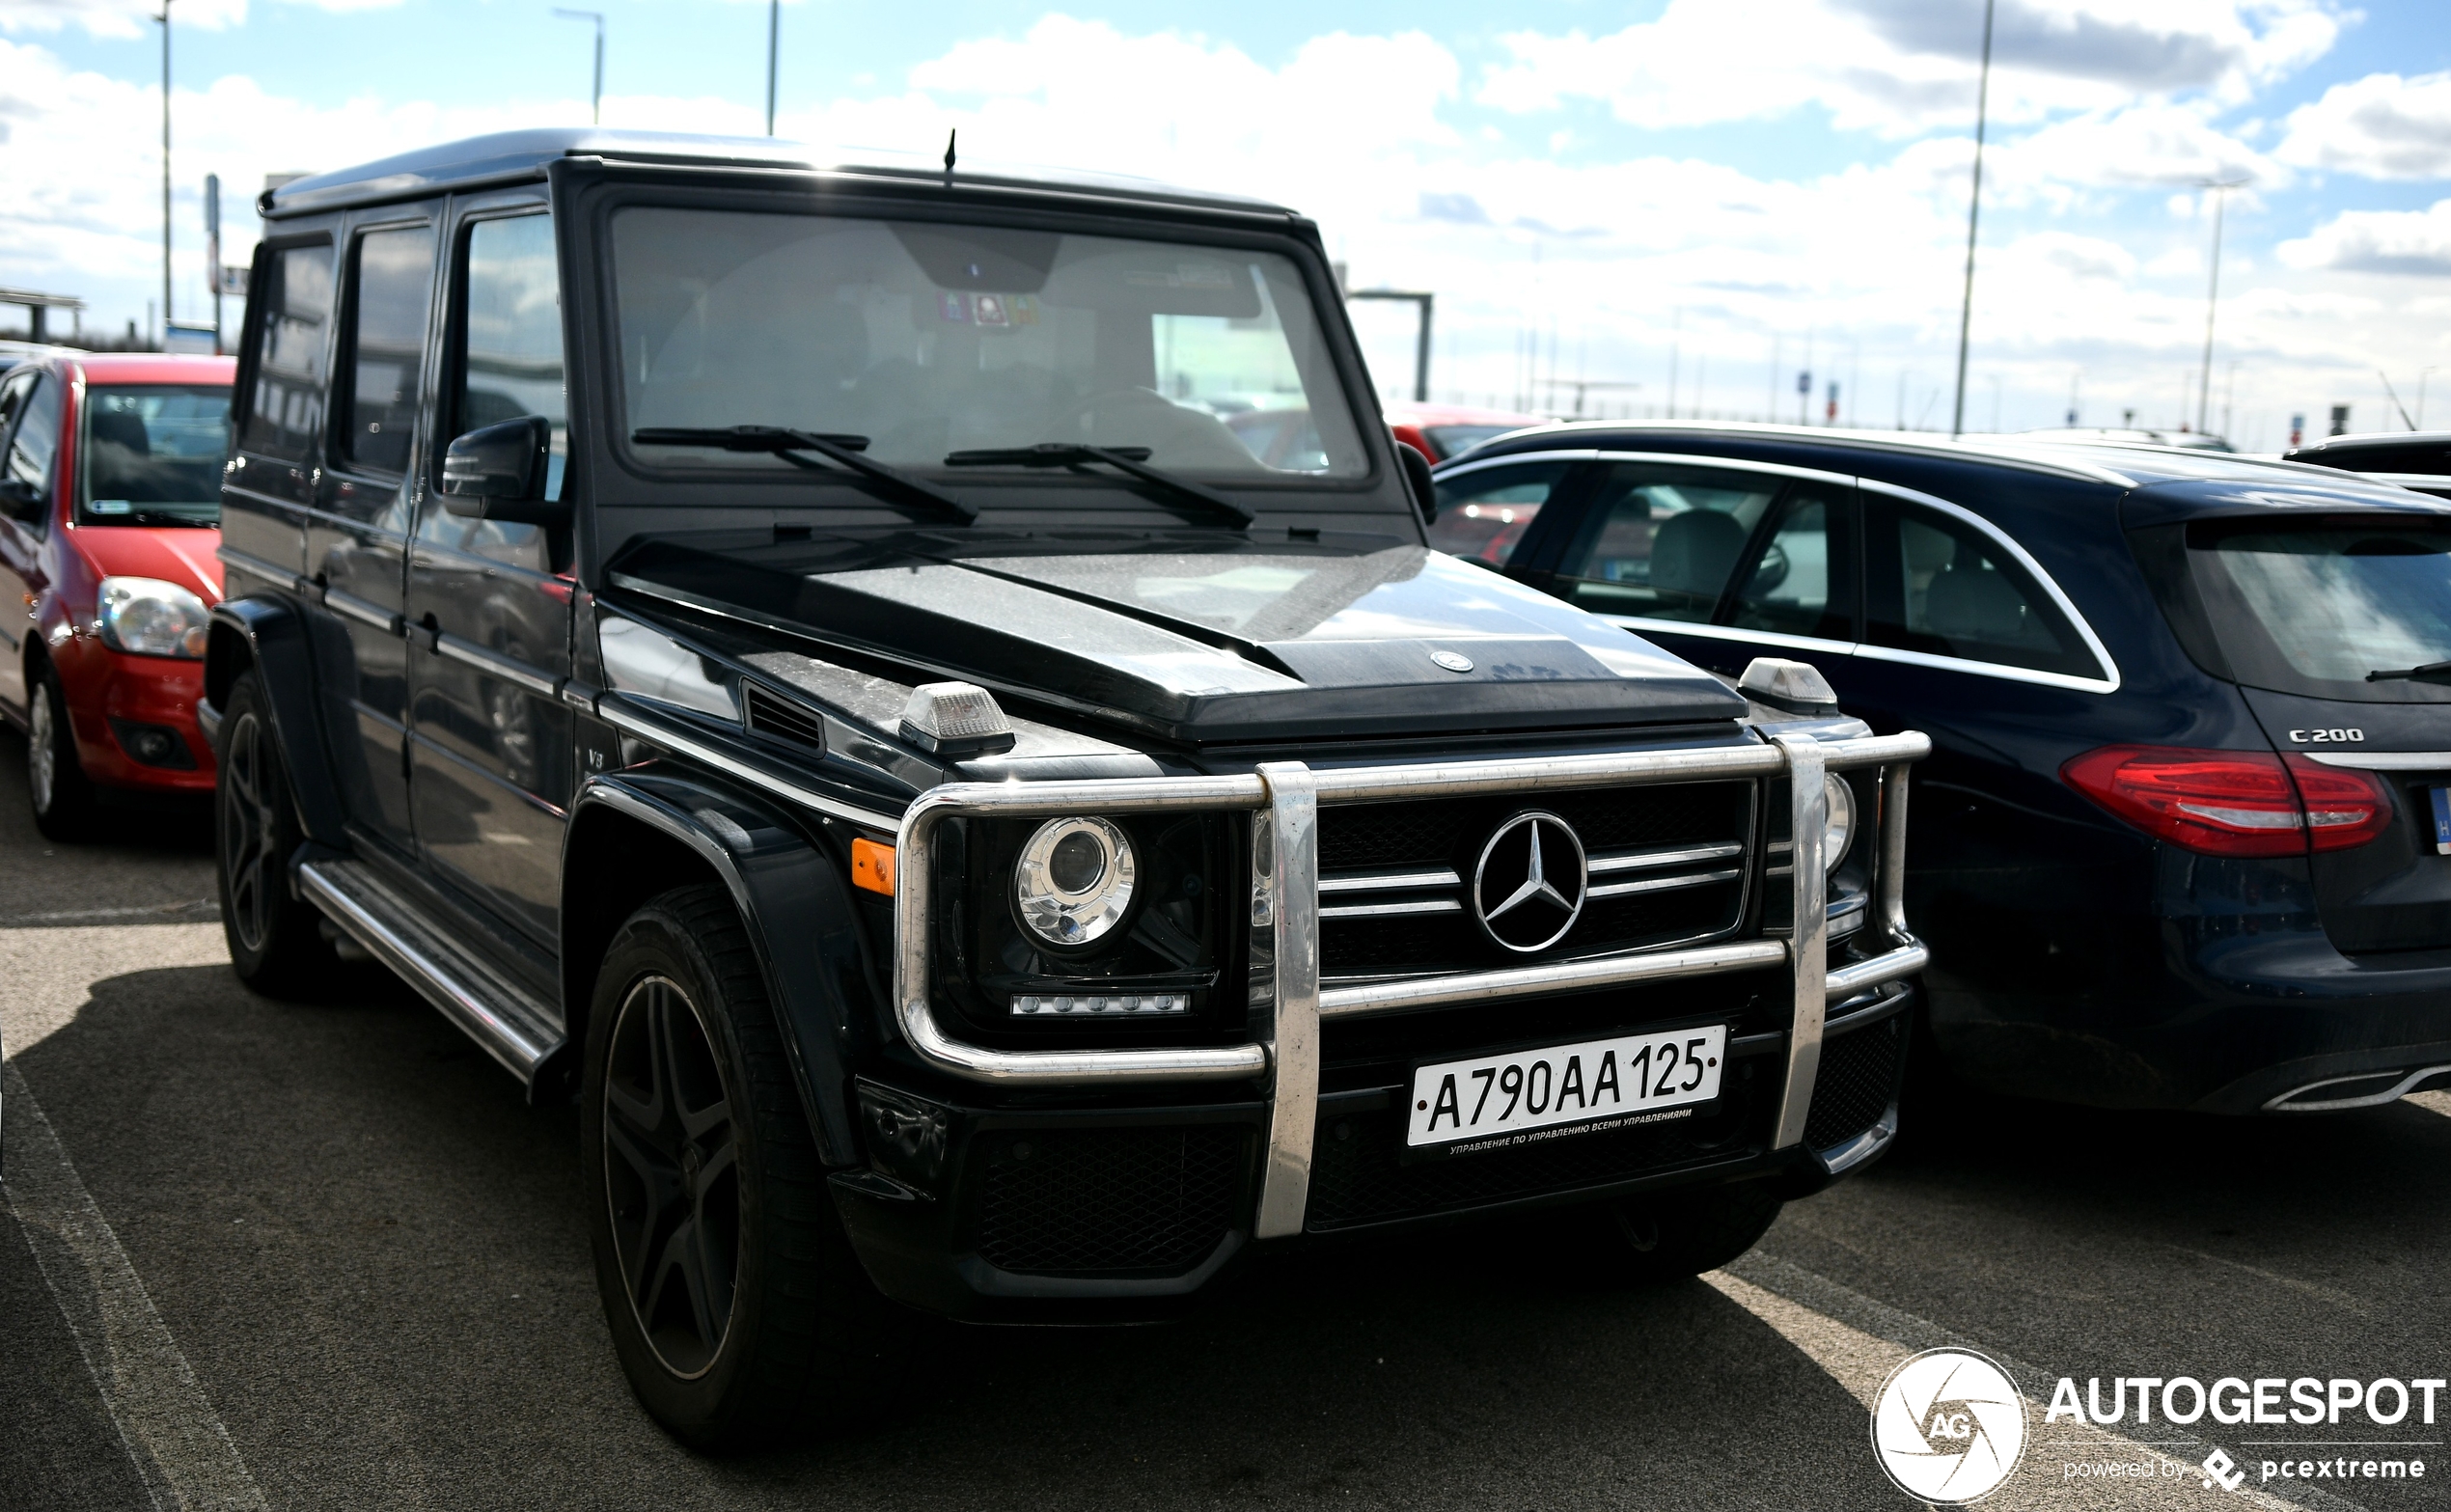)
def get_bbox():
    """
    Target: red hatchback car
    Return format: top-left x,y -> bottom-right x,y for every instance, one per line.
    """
0,352 -> 231,837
